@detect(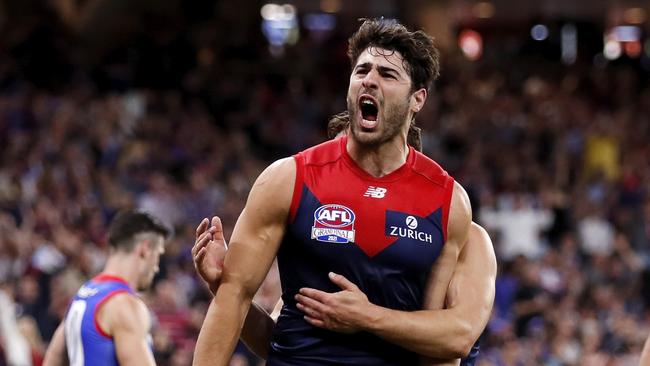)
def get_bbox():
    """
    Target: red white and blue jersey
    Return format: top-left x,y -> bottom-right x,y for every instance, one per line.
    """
268,136 -> 455,365
63,274 -> 143,366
